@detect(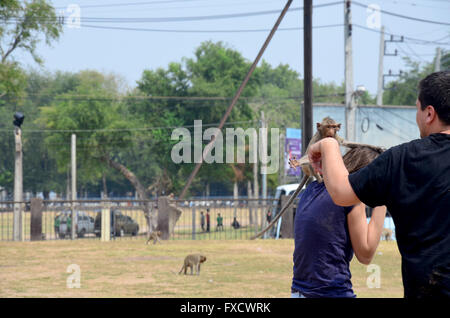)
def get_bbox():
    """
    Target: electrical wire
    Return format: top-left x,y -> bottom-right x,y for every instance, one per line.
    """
53,0 -> 204,10
7,2 -> 342,24
379,107 -> 418,126
358,107 -> 416,141
353,24 -> 450,46
352,1 -> 450,26
13,93 -> 346,103
378,0 -> 450,10
77,23 -> 343,34
0,120 -> 259,133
